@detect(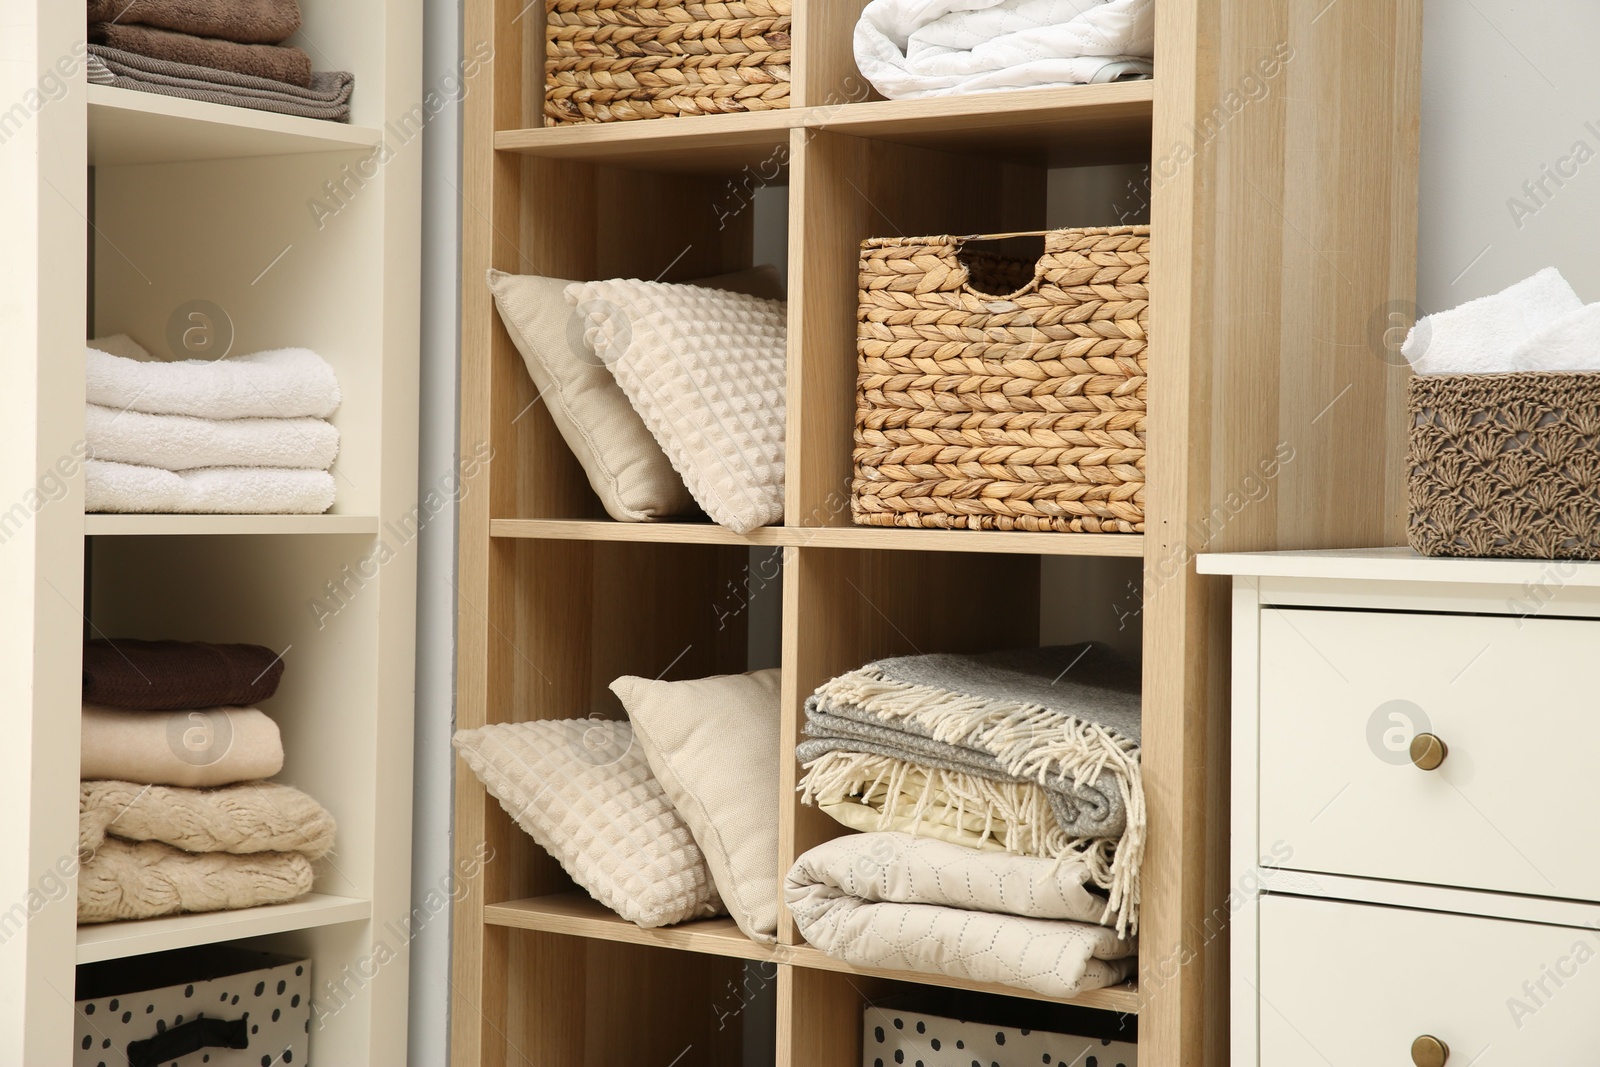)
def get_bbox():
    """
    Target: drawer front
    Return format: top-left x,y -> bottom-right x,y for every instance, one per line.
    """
1258,895 -> 1600,1064
1259,608 -> 1600,901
